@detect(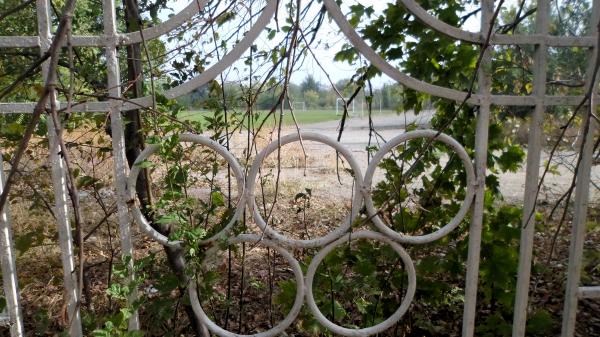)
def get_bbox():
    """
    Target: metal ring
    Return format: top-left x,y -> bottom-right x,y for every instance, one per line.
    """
363,129 -> 476,244
305,230 -> 416,336
188,234 -> 305,337
124,0 -> 279,110
128,133 -> 246,247
321,0 -> 480,106
246,132 -> 364,248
